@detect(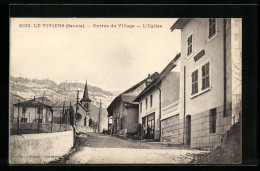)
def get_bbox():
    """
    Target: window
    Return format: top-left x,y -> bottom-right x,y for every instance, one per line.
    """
84,117 -> 87,126
89,119 -> 92,126
209,18 -> 216,38
187,34 -> 193,55
140,102 -> 142,113
22,106 -> 26,113
123,101 -> 125,111
150,95 -> 153,107
37,106 -> 41,114
145,98 -> 148,110
202,62 -> 210,90
121,117 -> 123,129
191,70 -> 198,95
84,103 -> 89,110
209,108 -> 216,133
